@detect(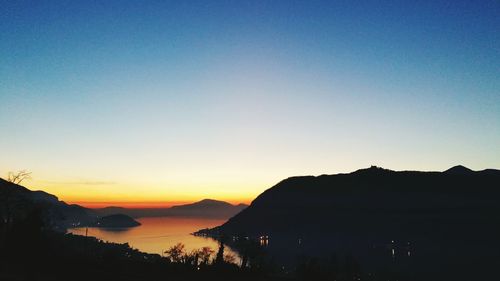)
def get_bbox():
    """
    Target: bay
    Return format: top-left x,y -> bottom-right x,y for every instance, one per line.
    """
68,216 -> 238,260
